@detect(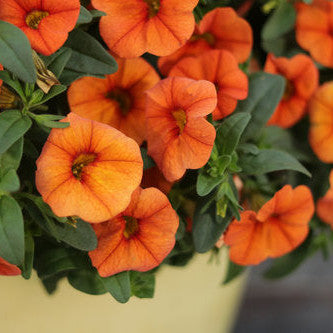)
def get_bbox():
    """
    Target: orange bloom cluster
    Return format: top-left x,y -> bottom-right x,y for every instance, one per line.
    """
89,187 -> 179,277
317,170 -> 333,228
225,185 -> 314,265
309,82 -> 333,163
36,113 -> 143,223
264,53 -> 319,128
68,57 -> 160,145
296,0 -> 333,68
146,76 -> 217,182
141,166 -> 173,195
91,0 -> 199,58
0,0 -> 81,56
169,49 -> 248,120
0,257 -> 21,276
158,7 -> 253,76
